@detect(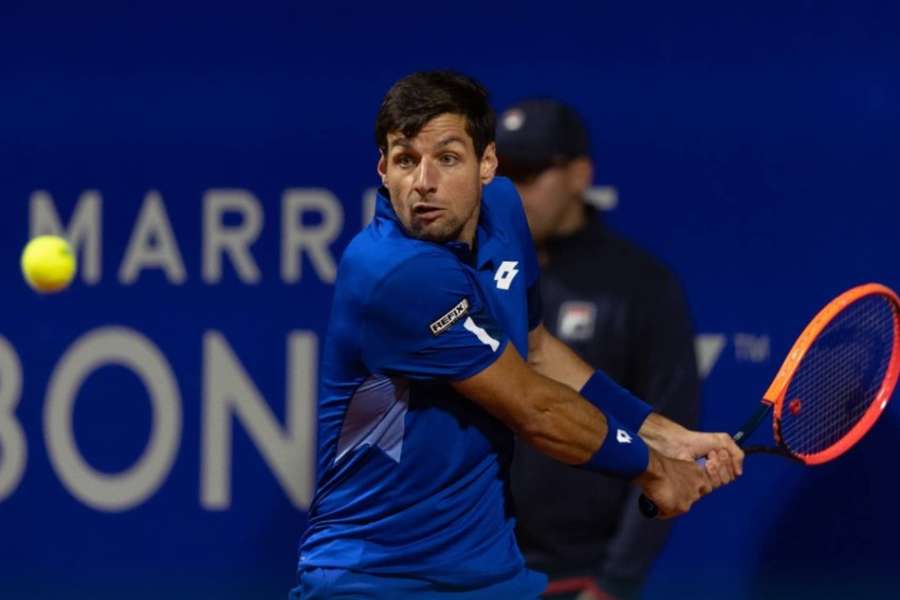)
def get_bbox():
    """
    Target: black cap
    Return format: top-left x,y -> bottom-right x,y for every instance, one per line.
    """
495,98 -> 590,178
